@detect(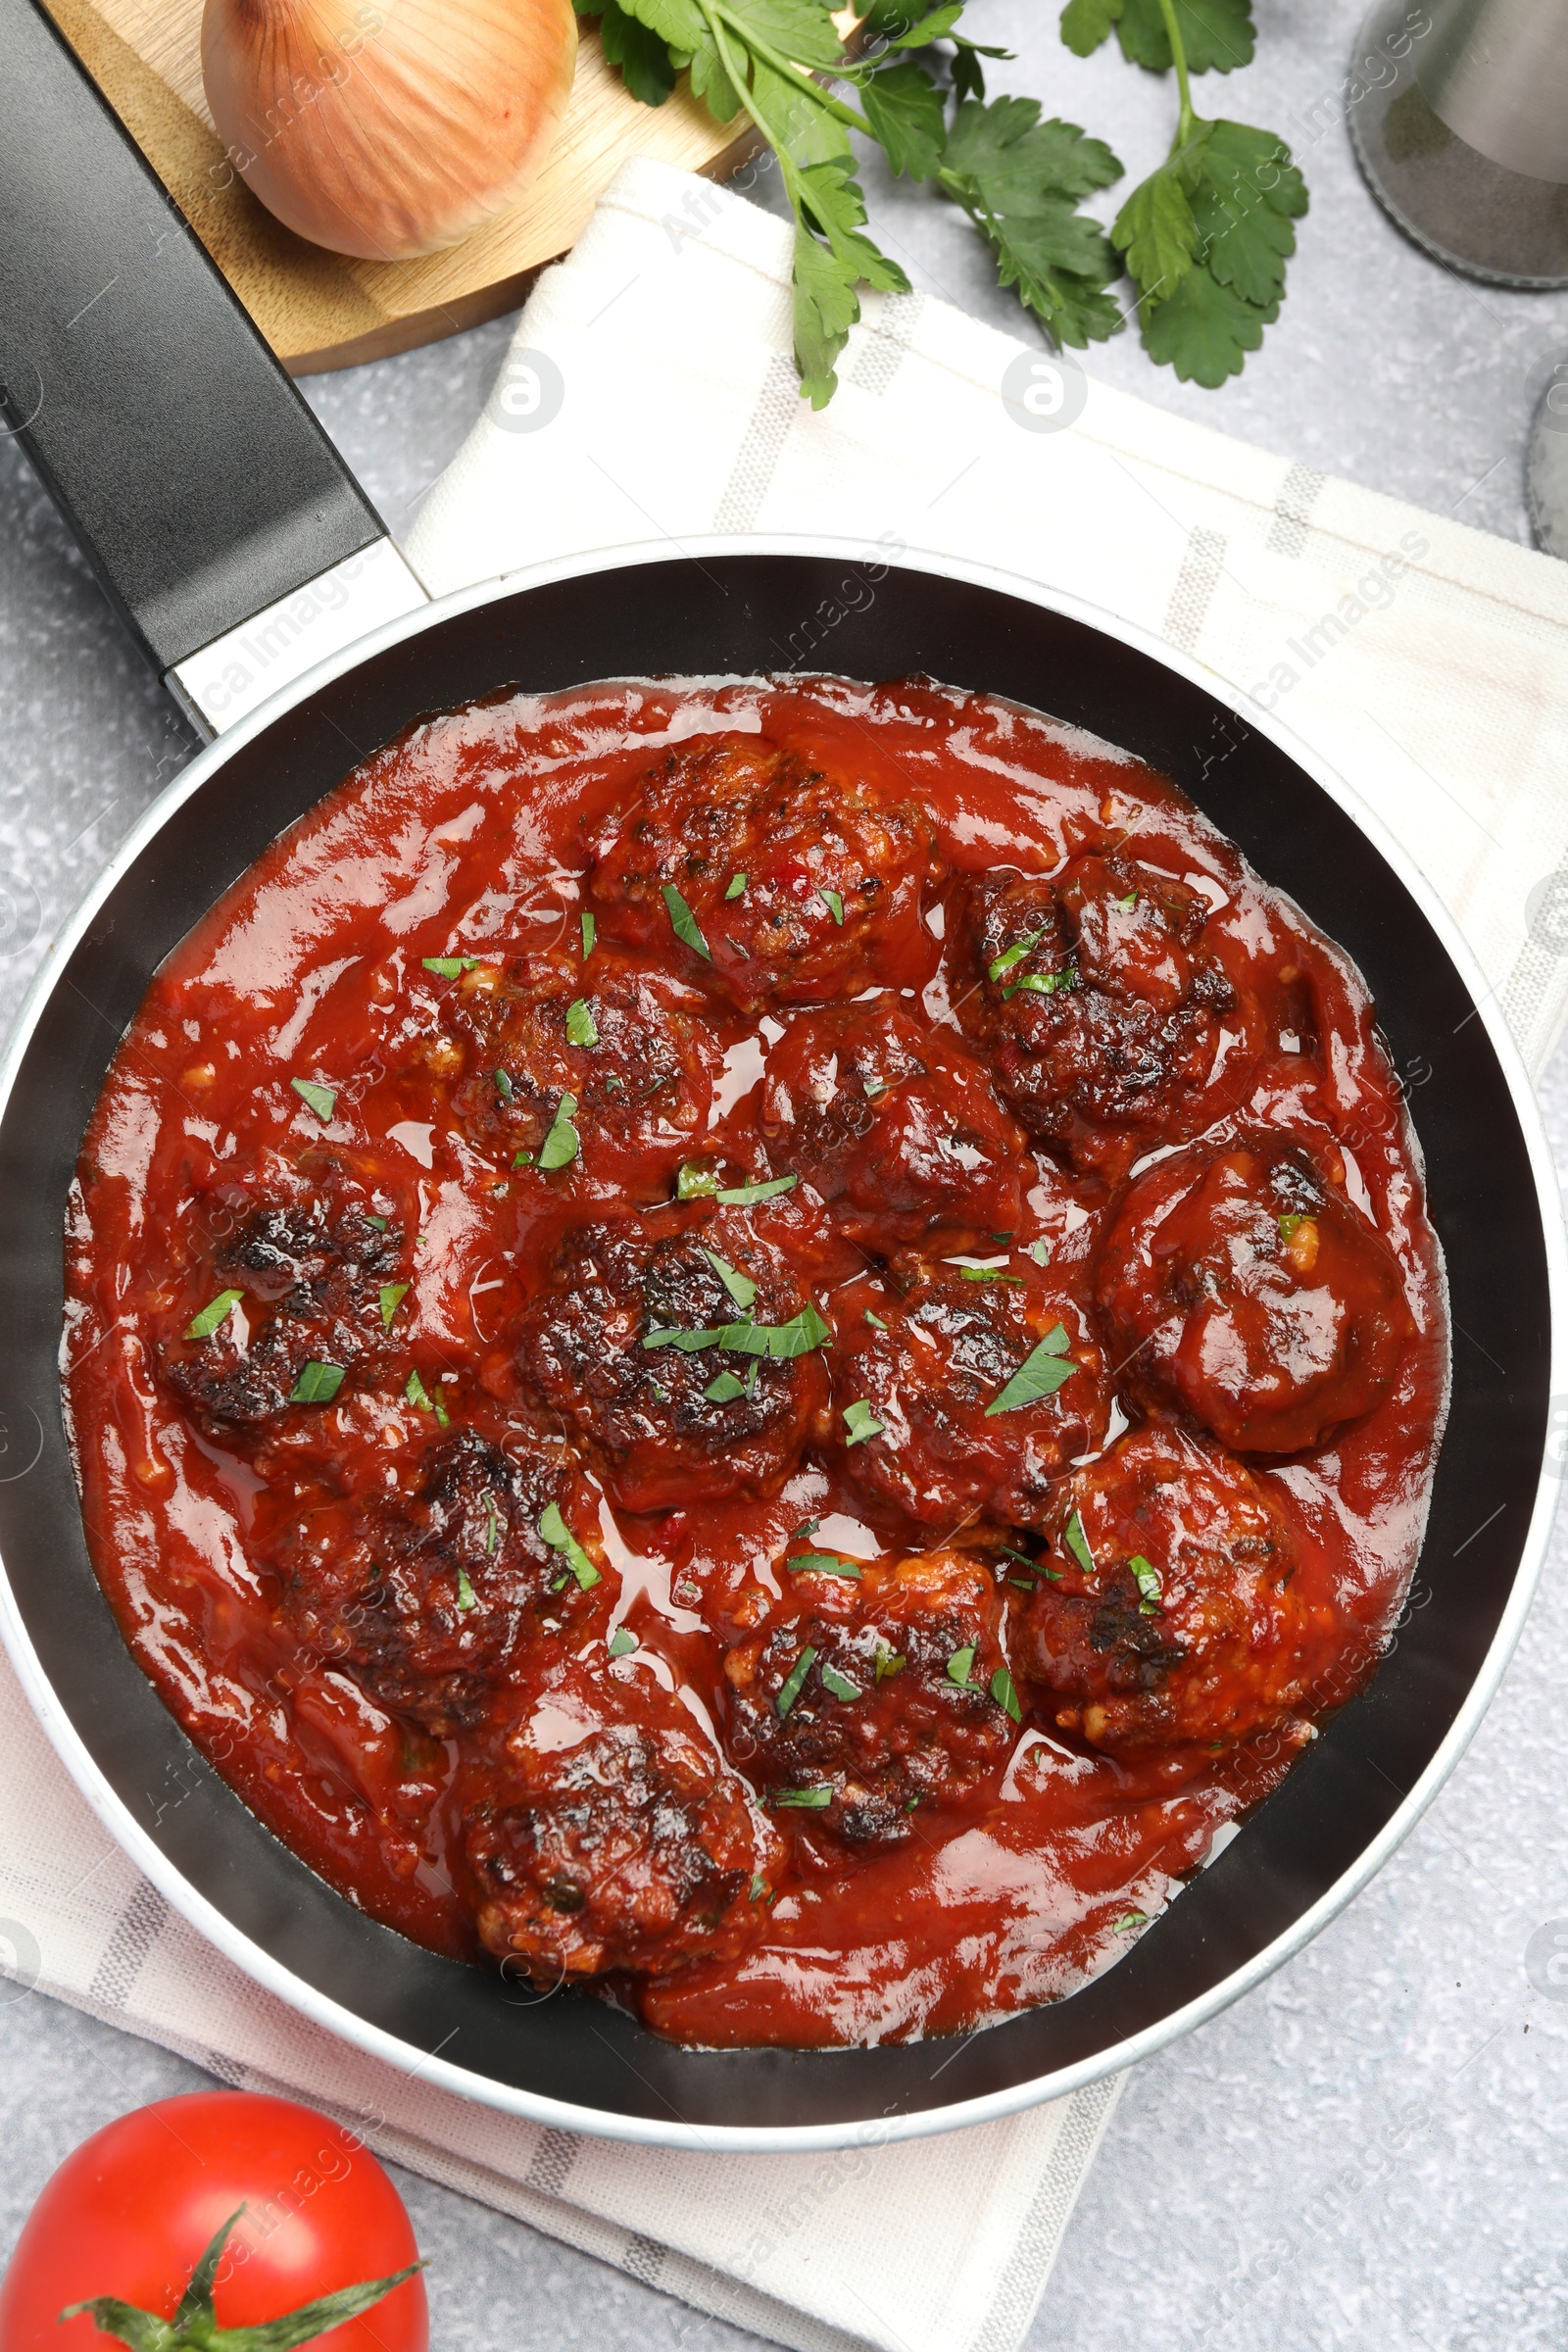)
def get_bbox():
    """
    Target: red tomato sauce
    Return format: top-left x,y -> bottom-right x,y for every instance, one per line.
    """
63,677 -> 1448,2048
